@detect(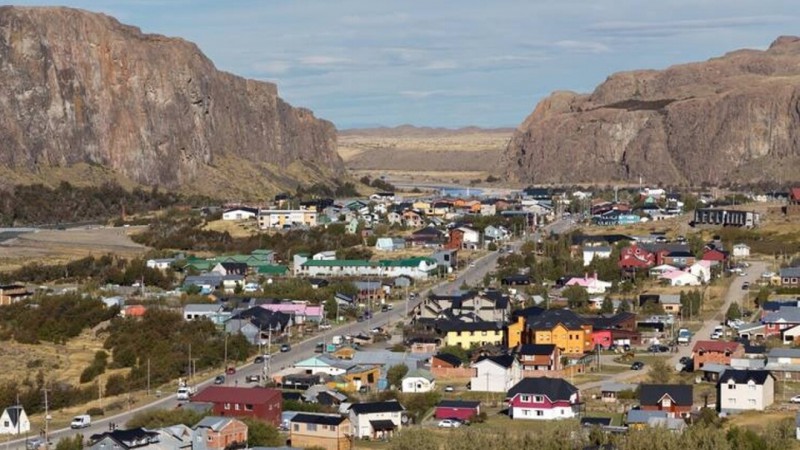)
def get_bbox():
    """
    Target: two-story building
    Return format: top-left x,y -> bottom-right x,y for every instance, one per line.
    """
289,413 -> 351,450
193,417 -> 248,450
470,355 -> 521,392
526,309 -> 593,356
692,340 -> 744,371
515,344 -> 561,372
439,321 -> 504,348
191,386 -> 282,426
348,401 -> 404,439
717,370 -> 775,413
506,378 -> 580,420
639,384 -> 693,418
